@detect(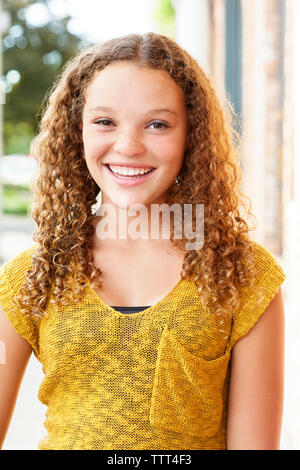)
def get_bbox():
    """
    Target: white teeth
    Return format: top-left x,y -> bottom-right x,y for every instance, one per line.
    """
108,165 -> 153,176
